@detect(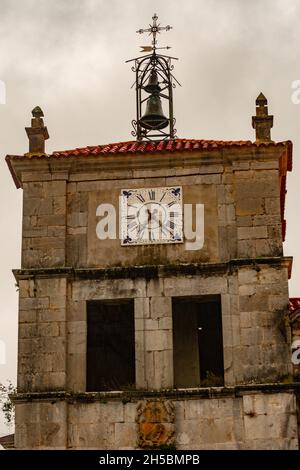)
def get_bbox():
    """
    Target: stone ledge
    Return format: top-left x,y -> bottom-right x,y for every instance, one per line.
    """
11,382 -> 300,403
13,257 -> 293,282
